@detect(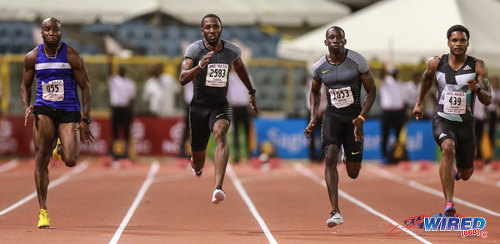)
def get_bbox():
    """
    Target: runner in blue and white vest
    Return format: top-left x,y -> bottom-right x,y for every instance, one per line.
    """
21,17 -> 94,229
